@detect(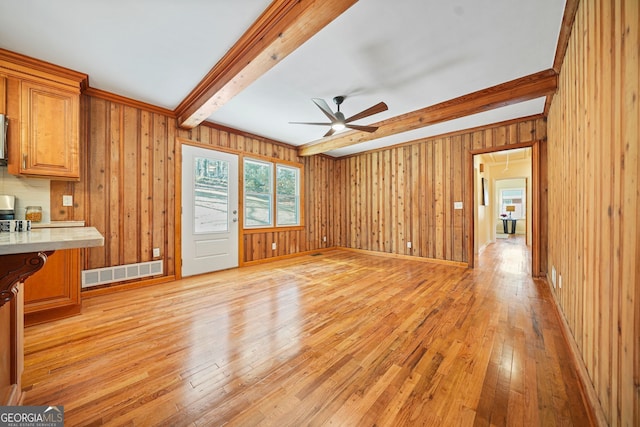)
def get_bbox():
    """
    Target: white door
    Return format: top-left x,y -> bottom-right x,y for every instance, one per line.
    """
181,144 -> 239,277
